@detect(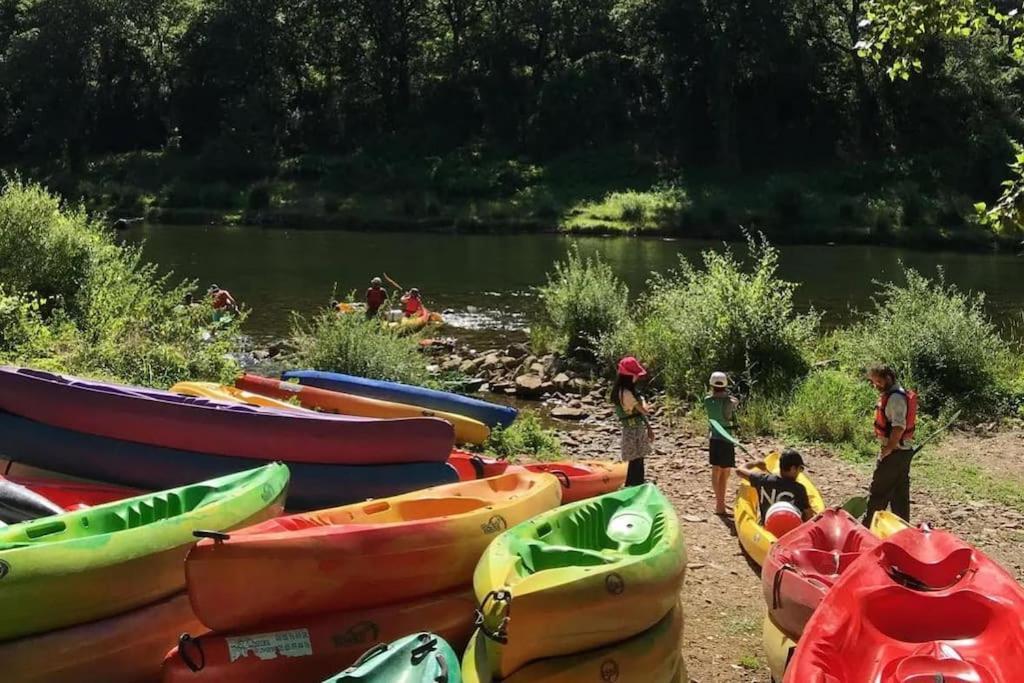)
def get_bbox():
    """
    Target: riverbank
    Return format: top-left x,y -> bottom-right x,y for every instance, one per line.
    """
28,146 -> 1018,252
